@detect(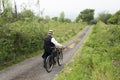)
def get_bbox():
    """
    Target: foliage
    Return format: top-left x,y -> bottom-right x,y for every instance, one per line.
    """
0,21 -> 47,67
58,11 -> 65,22
2,0 -> 11,9
55,21 -> 120,80
97,12 -> 112,24
90,19 -> 97,24
17,10 -> 35,22
64,18 -> 71,23
107,10 -> 120,24
76,9 -> 95,24
0,7 -> 13,22
52,17 -> 58,21
75,16 -> 81,23
0,0 -> 13,24
45,16 -> 50,21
